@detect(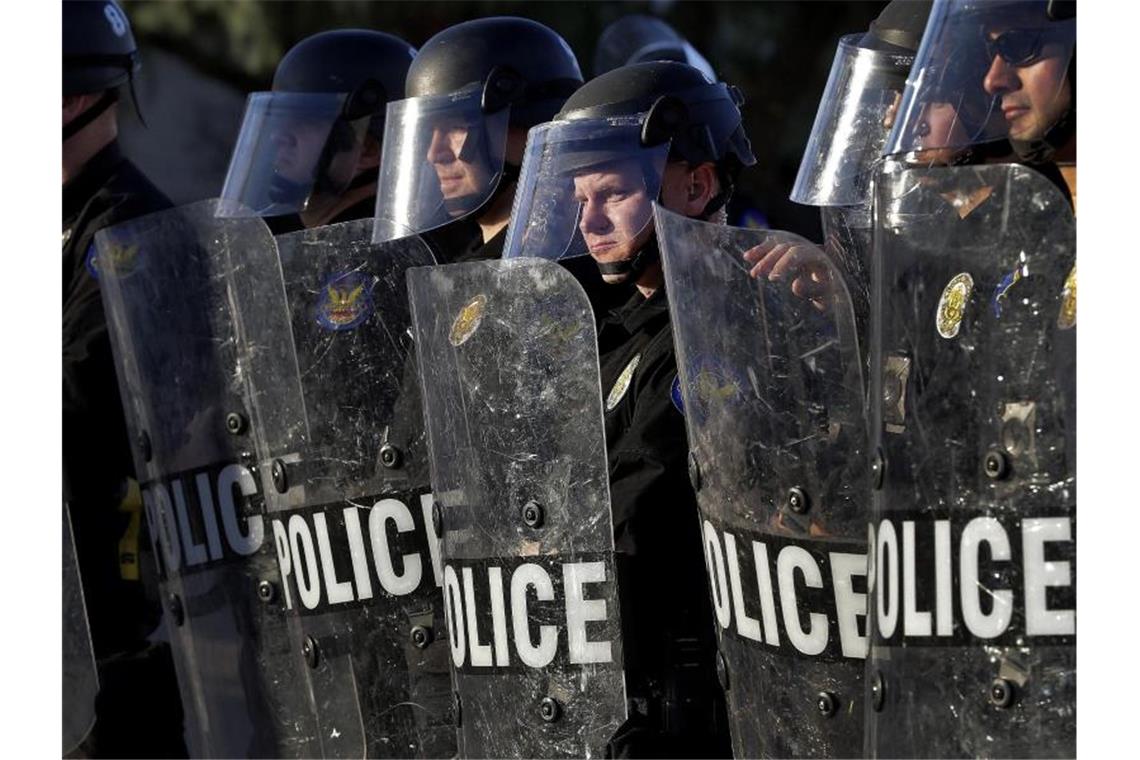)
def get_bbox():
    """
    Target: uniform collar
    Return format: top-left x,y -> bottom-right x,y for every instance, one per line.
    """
63,140 -> 124,221
610,285 -> 670,334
